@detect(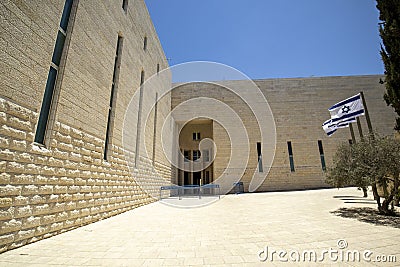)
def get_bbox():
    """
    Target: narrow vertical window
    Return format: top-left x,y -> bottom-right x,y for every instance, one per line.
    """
202,150 -> 209,162
104,36 -> 123,160
35,0 -> 75,144
157,63 -> 160,74
152,93 -> 158,165
204,171 -> 210,184
257,142 -> 263,172
192,132 -> 200,140
287,141 -> 295,172
318,140 -> 326,171
134,70 -> 145,168
143,36 -> 147,51
122,0 -> 128,13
